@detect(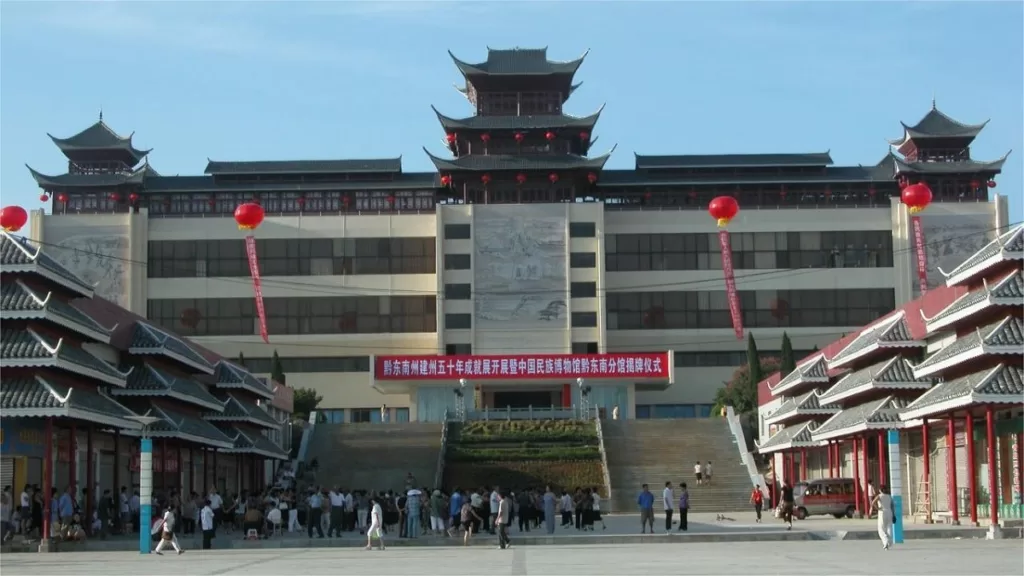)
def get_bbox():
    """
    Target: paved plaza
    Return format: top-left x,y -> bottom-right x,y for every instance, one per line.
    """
2,540 -> 1023,575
